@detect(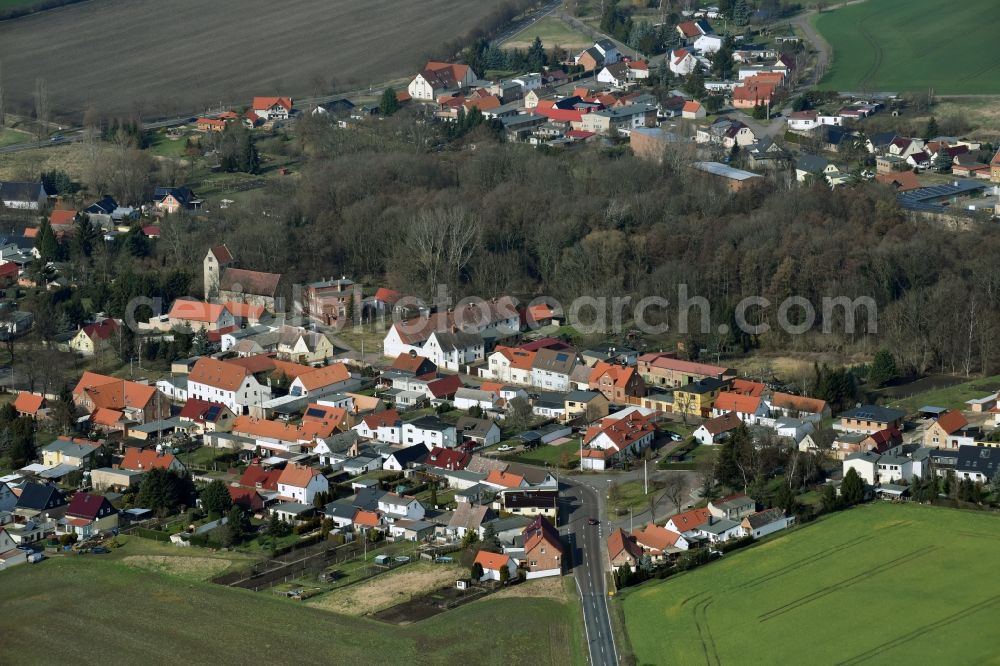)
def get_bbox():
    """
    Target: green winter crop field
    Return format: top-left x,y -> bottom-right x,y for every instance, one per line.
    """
621,503 -> 1000,664
0,553 -> 586,665
816,0 -> 1000,94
